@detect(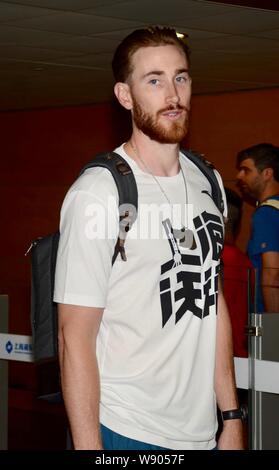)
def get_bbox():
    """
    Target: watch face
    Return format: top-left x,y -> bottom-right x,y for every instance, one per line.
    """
240,404 -> 248,422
